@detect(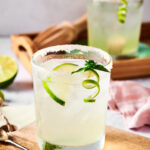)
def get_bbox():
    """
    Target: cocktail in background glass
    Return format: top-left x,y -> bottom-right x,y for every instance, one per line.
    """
87,0 -> 143,57
31,45 -> 112,150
